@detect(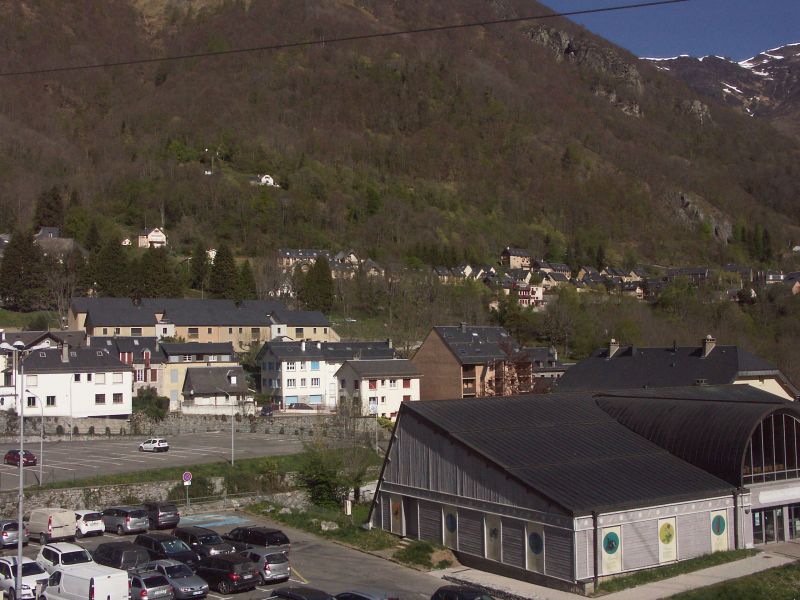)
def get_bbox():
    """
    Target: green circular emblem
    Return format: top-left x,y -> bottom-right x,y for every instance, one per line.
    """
603,531 -> 620,555
659,522 -> 675,544
712,515 -> 726,536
